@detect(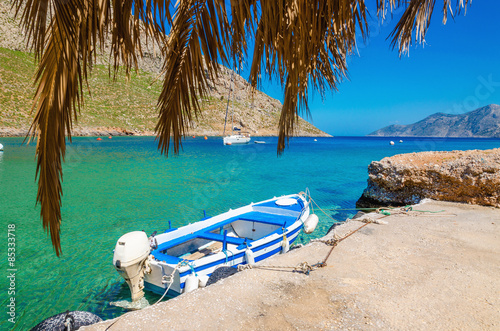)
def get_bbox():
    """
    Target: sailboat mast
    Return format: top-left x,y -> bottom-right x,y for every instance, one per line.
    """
222,70 -> 235,136
230,88 -> 234,134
